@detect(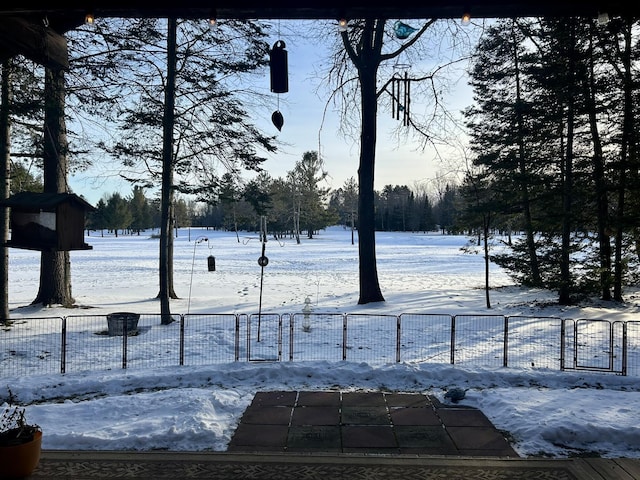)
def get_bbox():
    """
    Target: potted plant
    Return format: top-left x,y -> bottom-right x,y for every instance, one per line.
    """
0,388 -> 42,478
